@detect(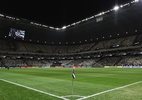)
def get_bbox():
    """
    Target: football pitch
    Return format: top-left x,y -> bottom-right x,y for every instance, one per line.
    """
0,68 -> 142,100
